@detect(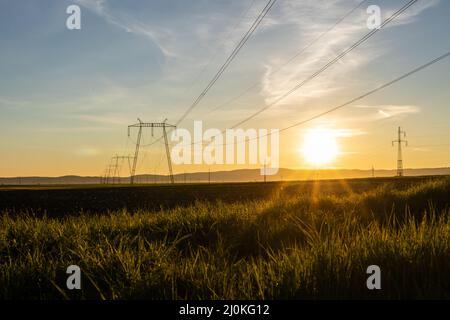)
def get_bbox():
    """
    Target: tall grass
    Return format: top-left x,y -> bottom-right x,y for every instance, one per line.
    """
1,178 -> 450,299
